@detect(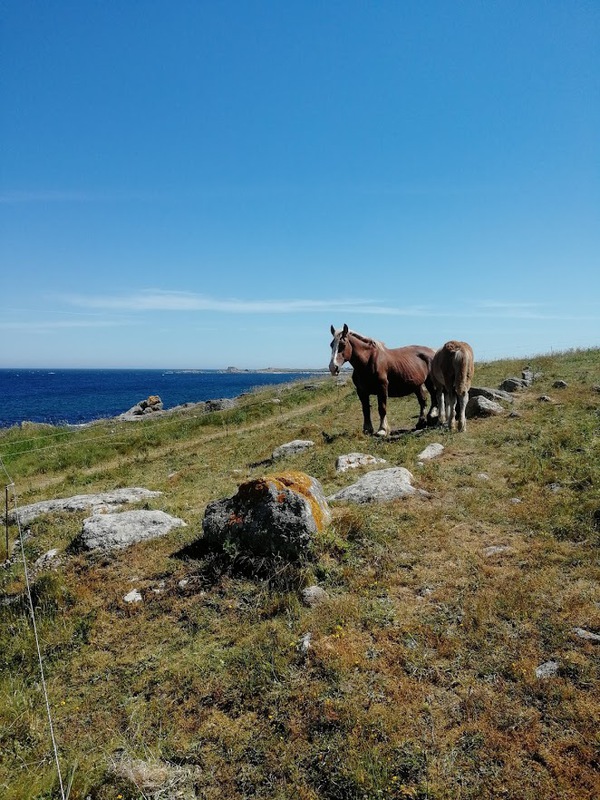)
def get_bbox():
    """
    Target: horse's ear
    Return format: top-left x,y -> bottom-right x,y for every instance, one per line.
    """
330,325 -> 335,336
342,323 -> 349,337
